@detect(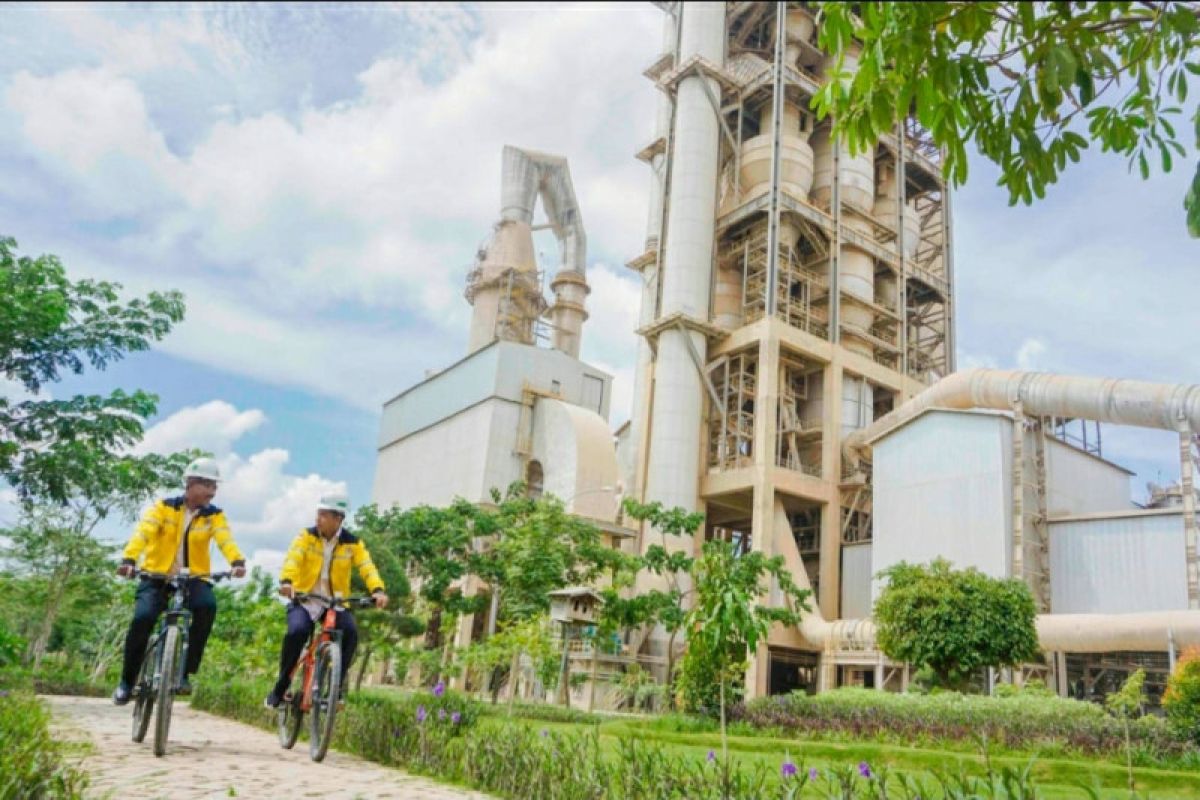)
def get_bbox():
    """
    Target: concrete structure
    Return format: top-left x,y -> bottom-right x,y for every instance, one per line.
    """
623,2 -> 1200,701
373,340 -> 618,522
625,1 -> 953,695
373,147 -> 630,688
373,3 -> 1200,708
